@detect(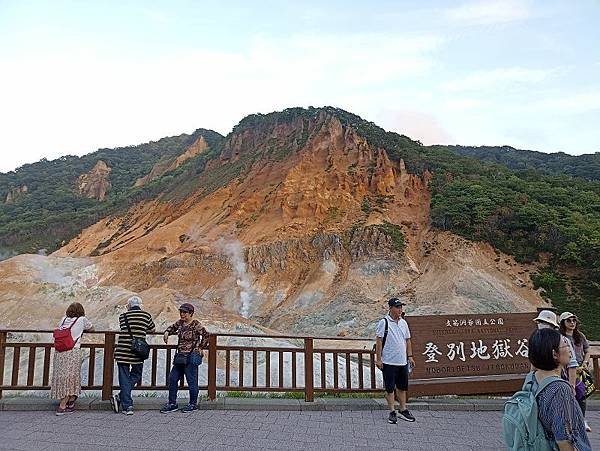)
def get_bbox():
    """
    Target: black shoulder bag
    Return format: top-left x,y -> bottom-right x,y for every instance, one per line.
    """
124,313 -> 150,360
